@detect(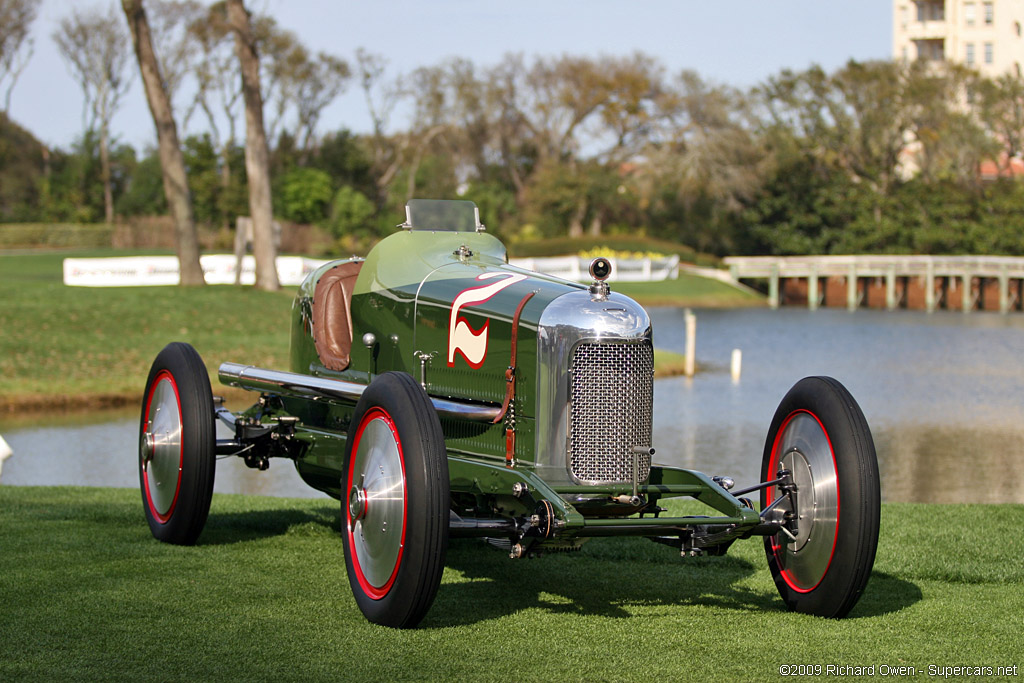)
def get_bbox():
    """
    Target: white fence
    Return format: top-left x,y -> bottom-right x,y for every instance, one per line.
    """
509,255 -> 679,282
63,254 -> 329,287
63,254 -> 682,287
